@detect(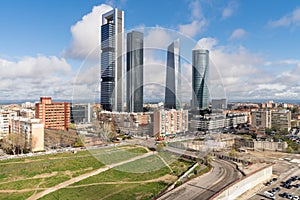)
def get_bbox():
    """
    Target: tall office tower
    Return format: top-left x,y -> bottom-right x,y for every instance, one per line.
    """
192,49 -> 209,110
126,31 -> 144,113
165,39 -> 181,110
100,8 -> 124,112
